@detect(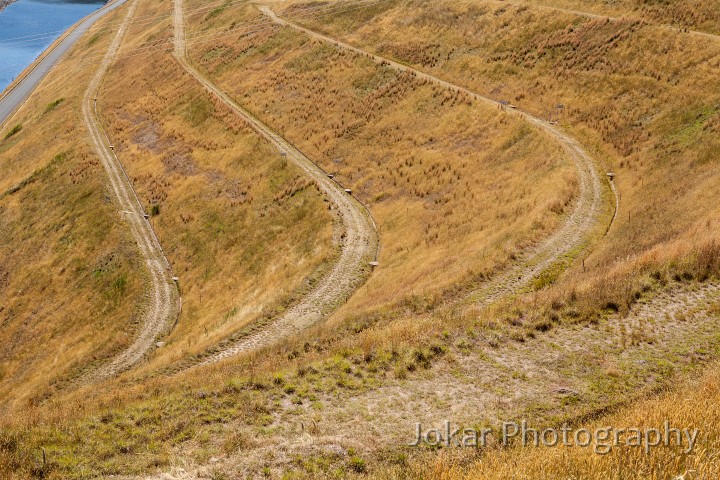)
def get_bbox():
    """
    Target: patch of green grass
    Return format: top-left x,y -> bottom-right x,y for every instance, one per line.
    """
348,455 -> 367,473
201,46 -> 228,61
44,98 -> 65,114
532,261 -> 566,291
87,32 -> 102,47
284,44 -> 336,73
3,124 -> 22,140
667,104 -> 718,146
0,151 -> 66,199
352,65 -> 399,97
501,124 -> 531,150
205,5 -> 226,20
185,97 -> 214,126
